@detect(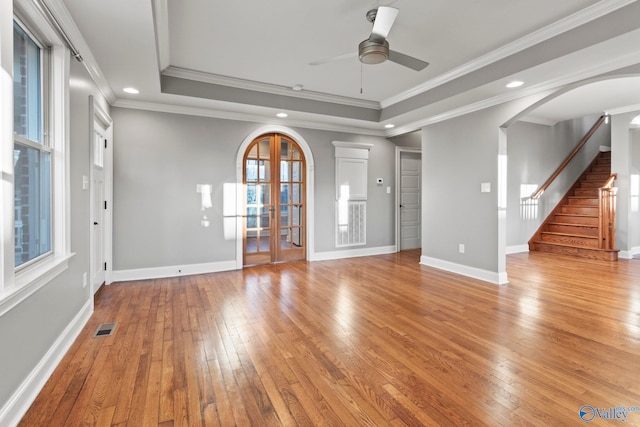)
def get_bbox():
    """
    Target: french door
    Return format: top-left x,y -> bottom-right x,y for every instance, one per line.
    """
243,134 -> 306,265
